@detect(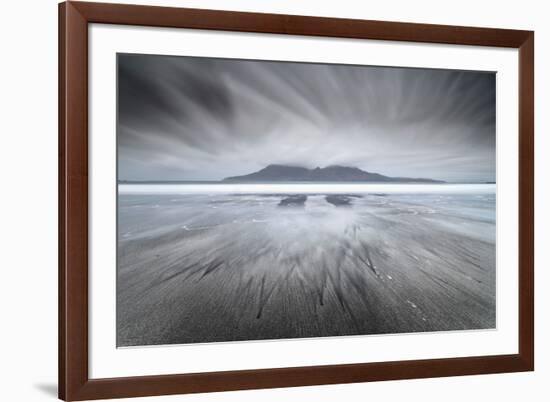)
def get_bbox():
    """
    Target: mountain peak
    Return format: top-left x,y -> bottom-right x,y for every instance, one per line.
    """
223,165 -> 443,183
263,164 -> 305,170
